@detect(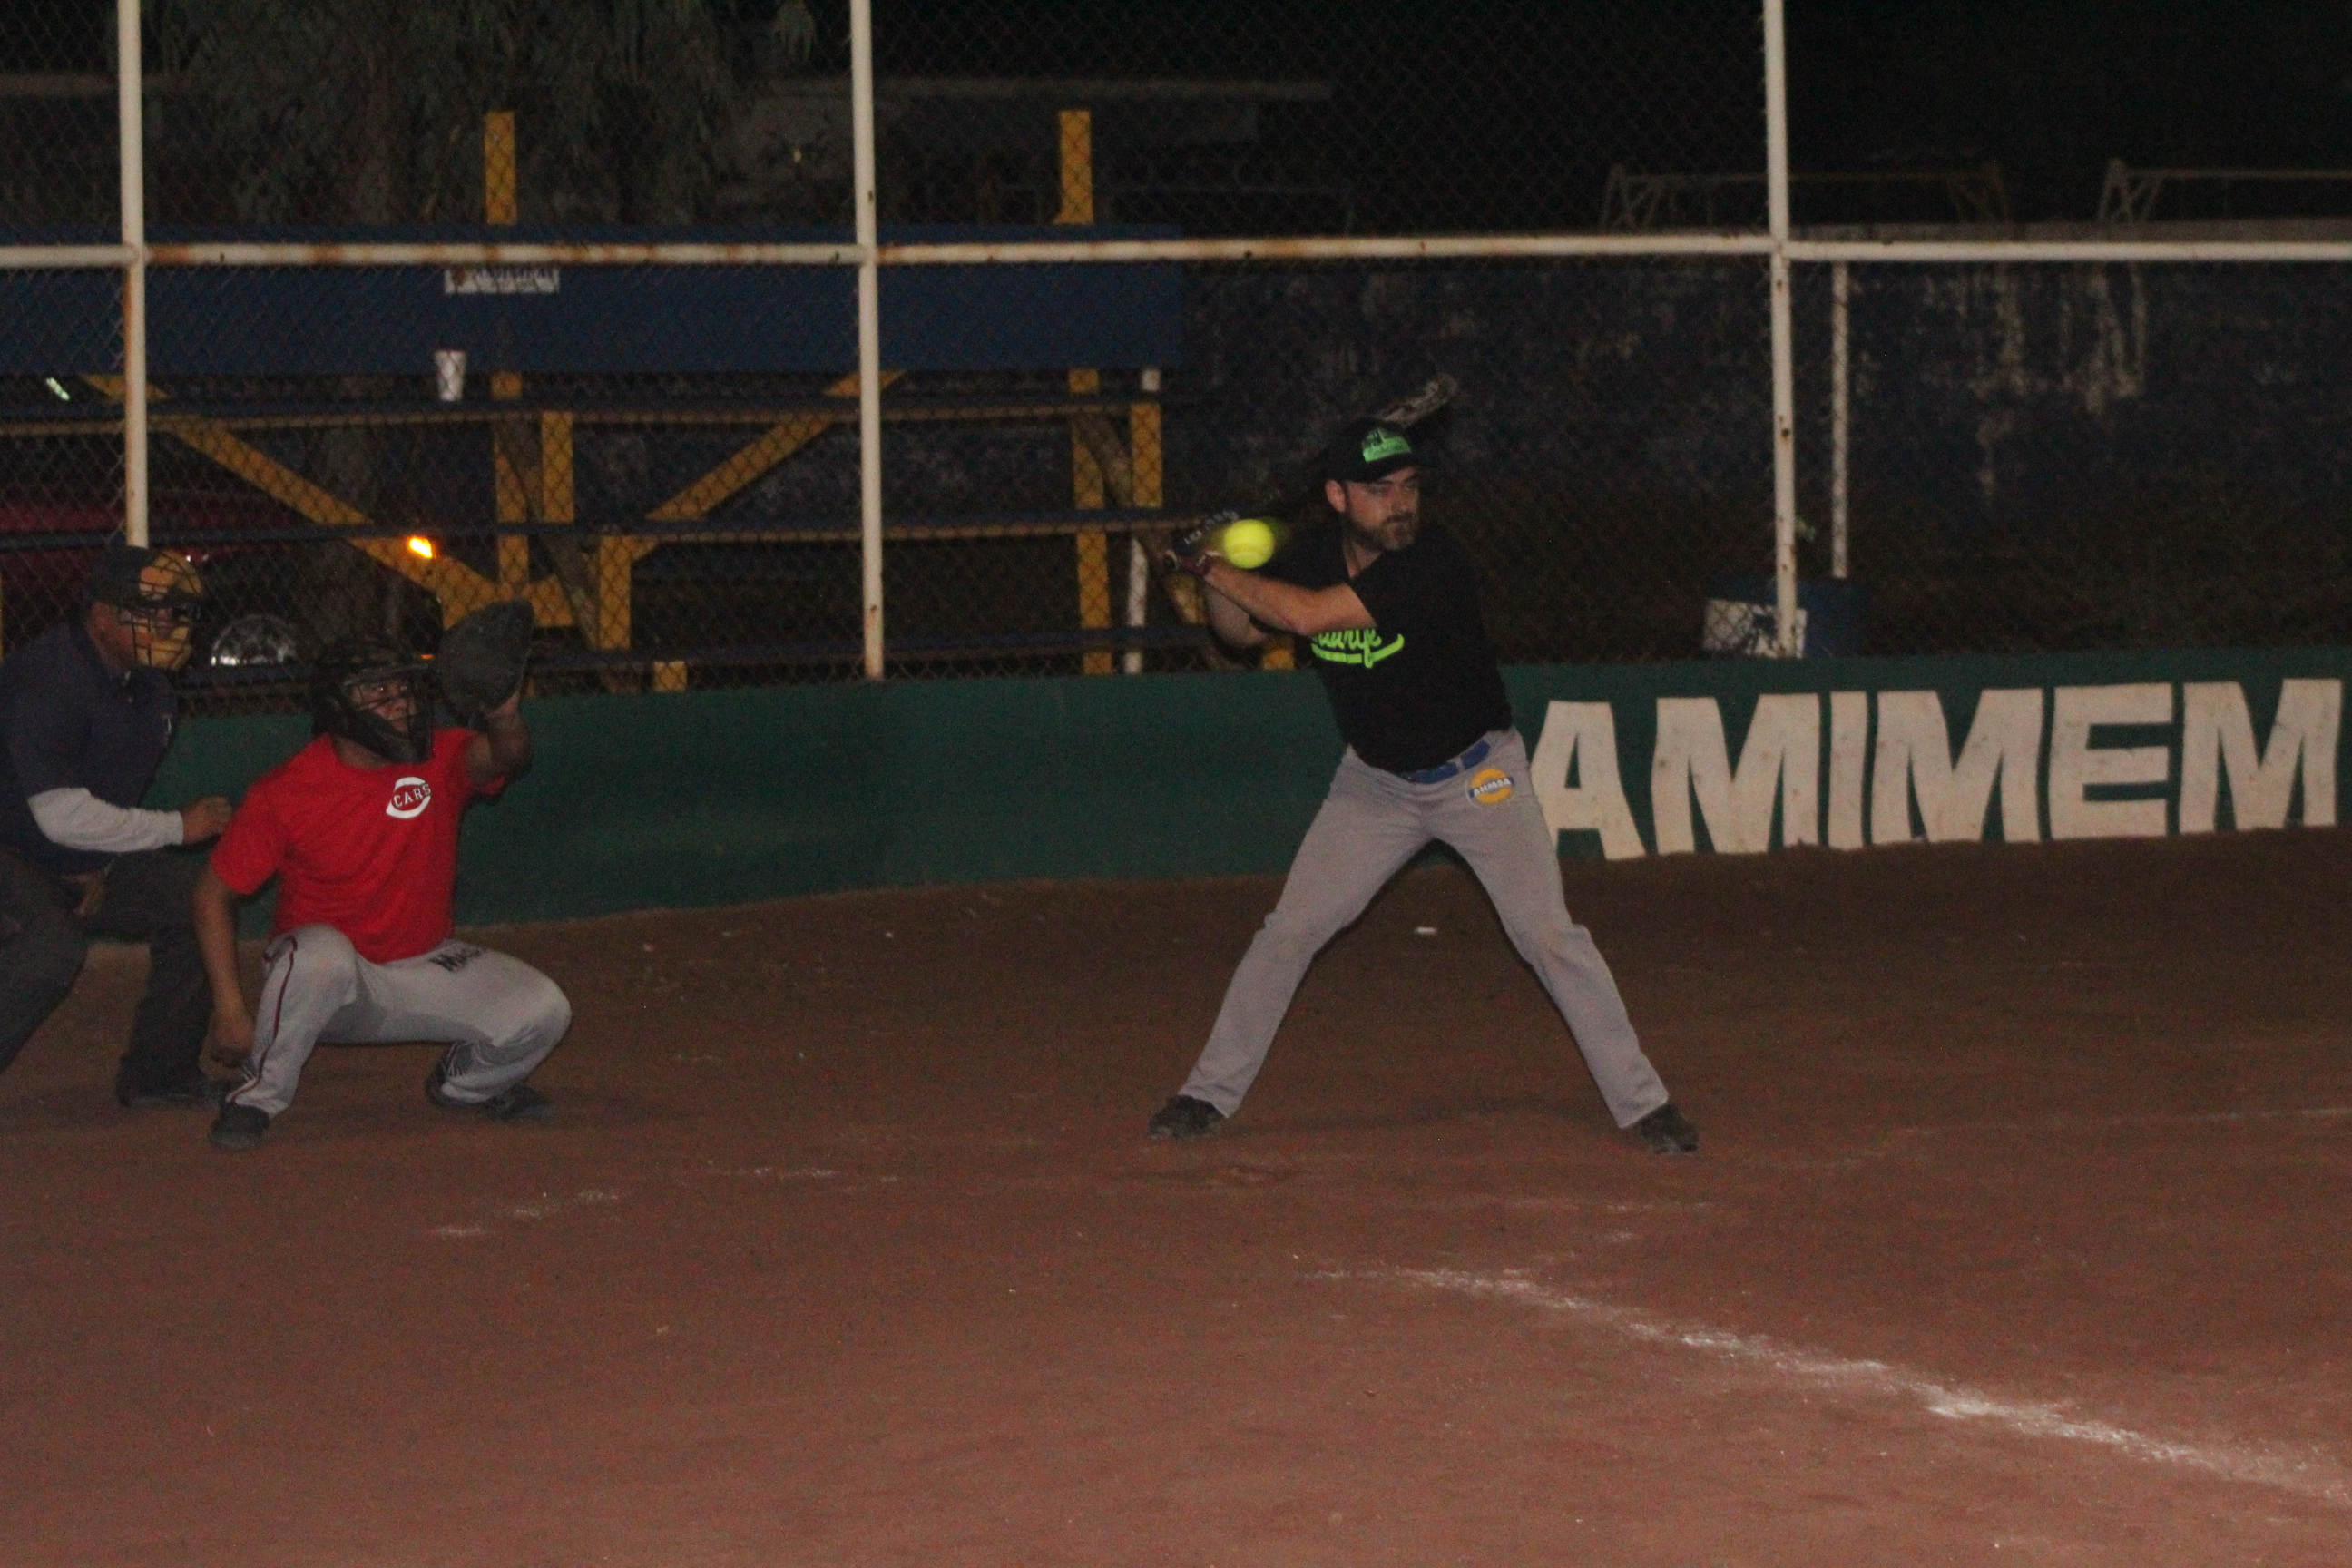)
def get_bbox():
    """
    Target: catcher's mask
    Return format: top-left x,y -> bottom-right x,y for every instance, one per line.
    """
309,637 -> 436,764
86,544 -> 205,672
